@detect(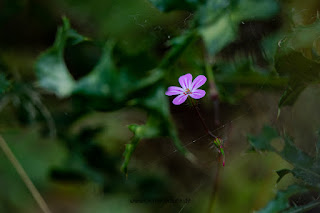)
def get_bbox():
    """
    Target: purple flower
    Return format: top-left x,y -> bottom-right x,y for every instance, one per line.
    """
165,73 -> 207,105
